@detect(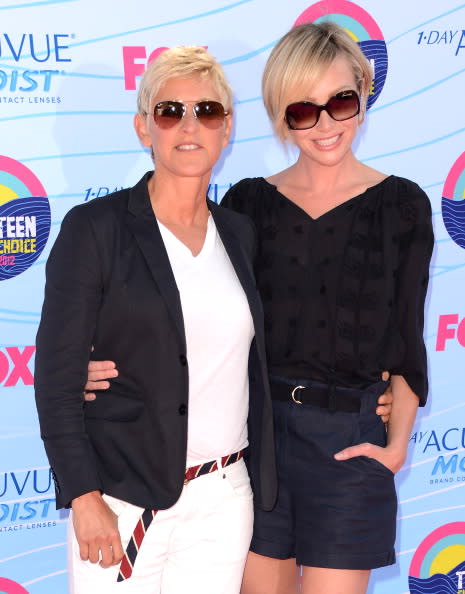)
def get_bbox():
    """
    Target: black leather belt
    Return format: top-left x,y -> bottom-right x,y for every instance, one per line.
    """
270,376 -> 361,413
